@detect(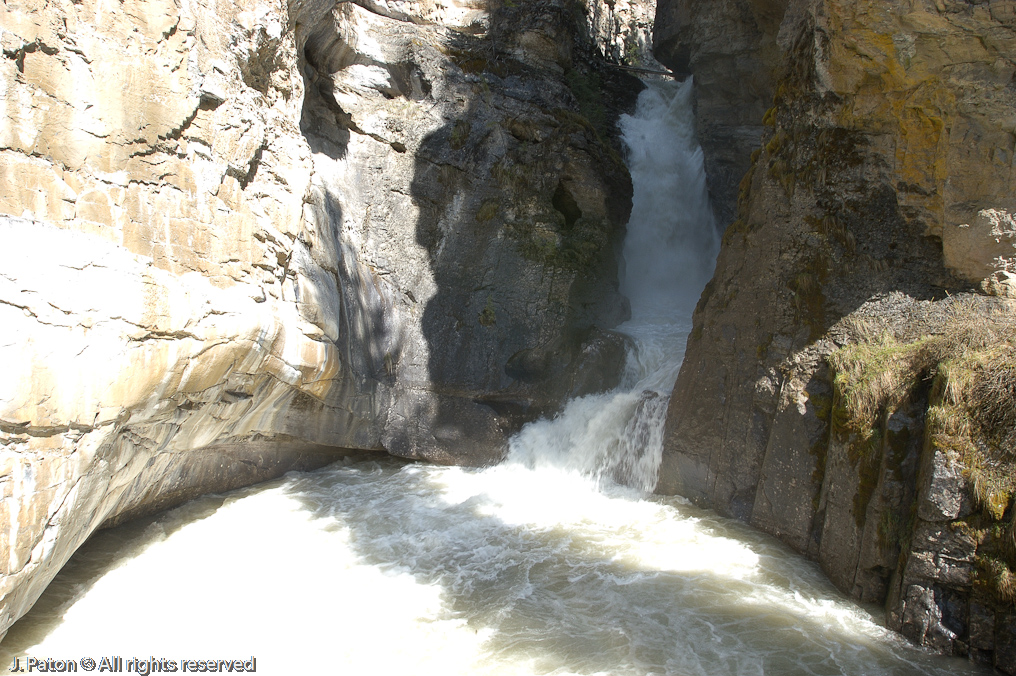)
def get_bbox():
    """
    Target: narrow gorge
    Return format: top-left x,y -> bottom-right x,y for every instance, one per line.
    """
0,0 -> 1014,673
